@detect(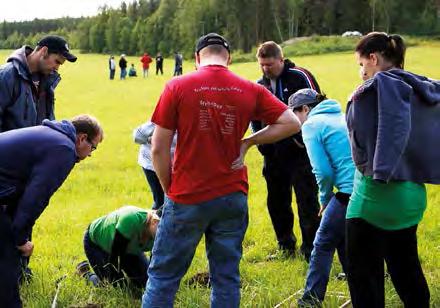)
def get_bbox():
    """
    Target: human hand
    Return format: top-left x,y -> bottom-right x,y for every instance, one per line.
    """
17,241 -> 34,257
231,139 -> 254,170
318,205 -> 326,217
